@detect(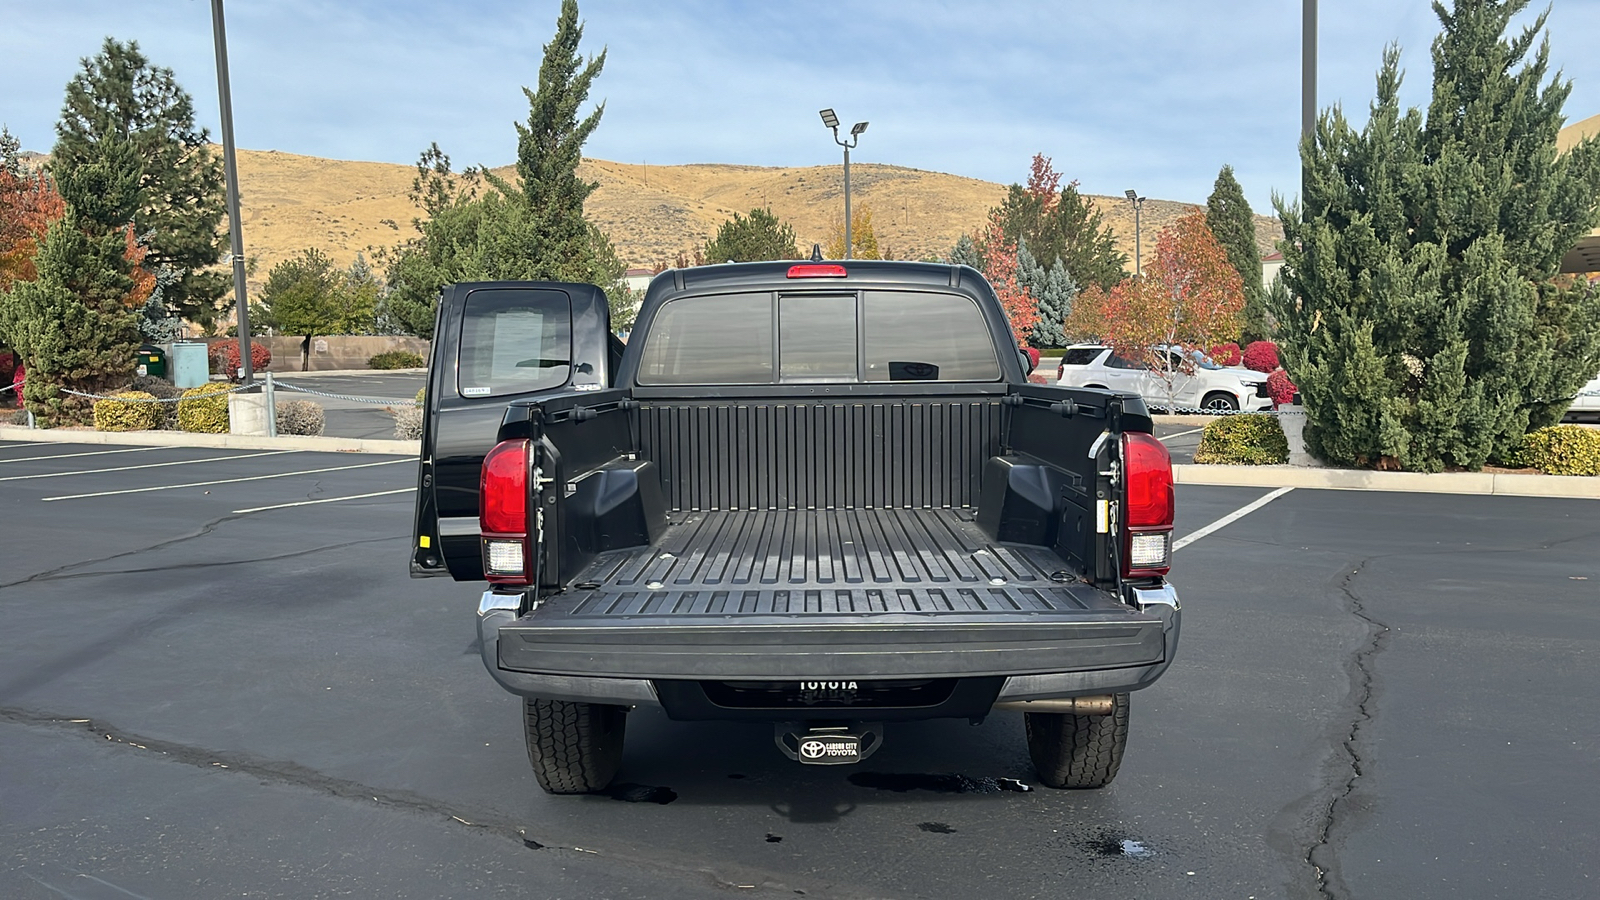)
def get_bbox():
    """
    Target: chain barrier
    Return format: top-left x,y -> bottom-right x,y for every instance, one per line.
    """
268,380 -> 420,406
58,382 -> 256,404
